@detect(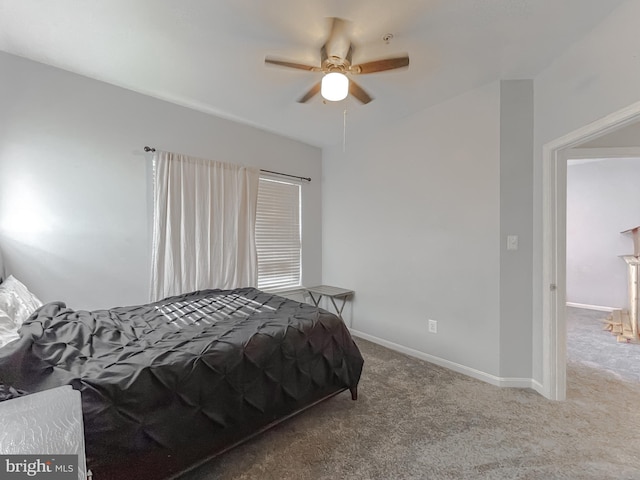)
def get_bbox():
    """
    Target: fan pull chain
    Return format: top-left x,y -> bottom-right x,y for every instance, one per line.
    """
343,107 -> 348,152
